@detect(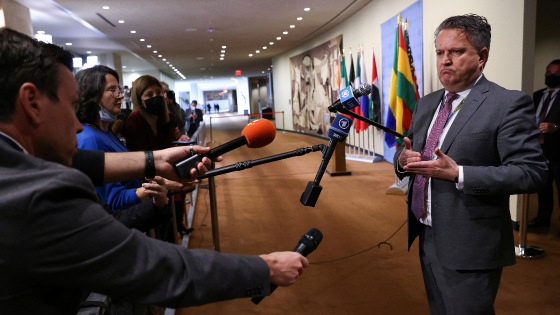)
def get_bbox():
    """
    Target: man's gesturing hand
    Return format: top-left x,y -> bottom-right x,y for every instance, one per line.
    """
404,148 -> 459,181
398,137 -> 421,169
153,146 -> 223,183
259,252 -> 309,287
